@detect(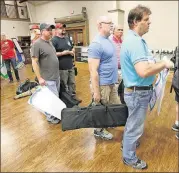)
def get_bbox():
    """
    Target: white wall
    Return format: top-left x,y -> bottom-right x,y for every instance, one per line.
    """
1,20 -> 30,39
1,1 -> 30,39
31,1 -> 178,49
34,1 -> 117,42
119,1 -> 178,50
